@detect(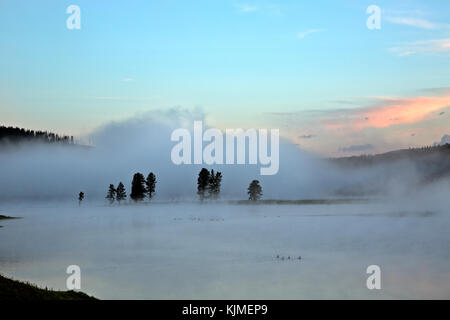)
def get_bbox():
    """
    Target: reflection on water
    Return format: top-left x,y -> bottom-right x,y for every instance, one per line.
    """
0,202 -> 449,299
